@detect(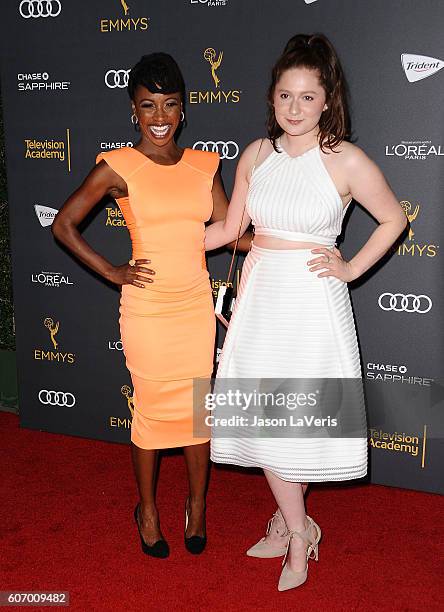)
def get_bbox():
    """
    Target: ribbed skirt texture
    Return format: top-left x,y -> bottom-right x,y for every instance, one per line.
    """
211,245 -> 368,481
